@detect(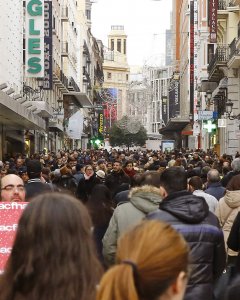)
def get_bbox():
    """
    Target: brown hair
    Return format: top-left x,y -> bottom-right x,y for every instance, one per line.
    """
97,220 -> 189,300
0,193 -> 102,300
226,174 -> 240,191
188,176 -> 203,191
